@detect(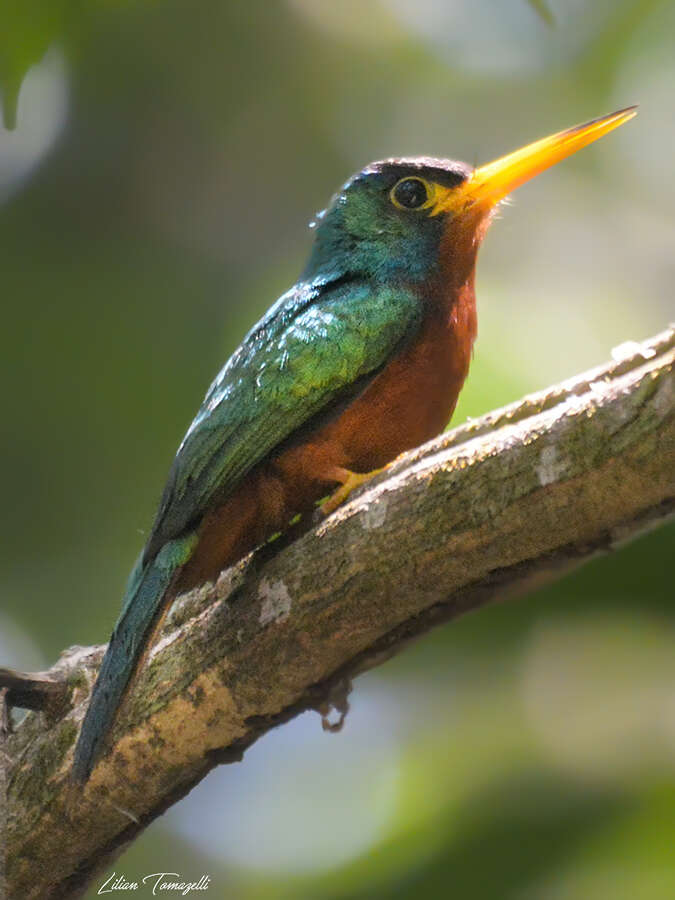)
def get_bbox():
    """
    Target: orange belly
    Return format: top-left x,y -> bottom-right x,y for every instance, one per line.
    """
177,278 -> 477,591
